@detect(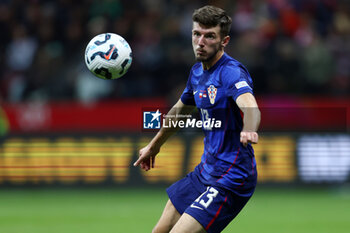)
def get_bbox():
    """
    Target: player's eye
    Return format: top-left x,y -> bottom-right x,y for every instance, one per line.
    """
193,31 -> 200,37
206,34 -> 215,39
